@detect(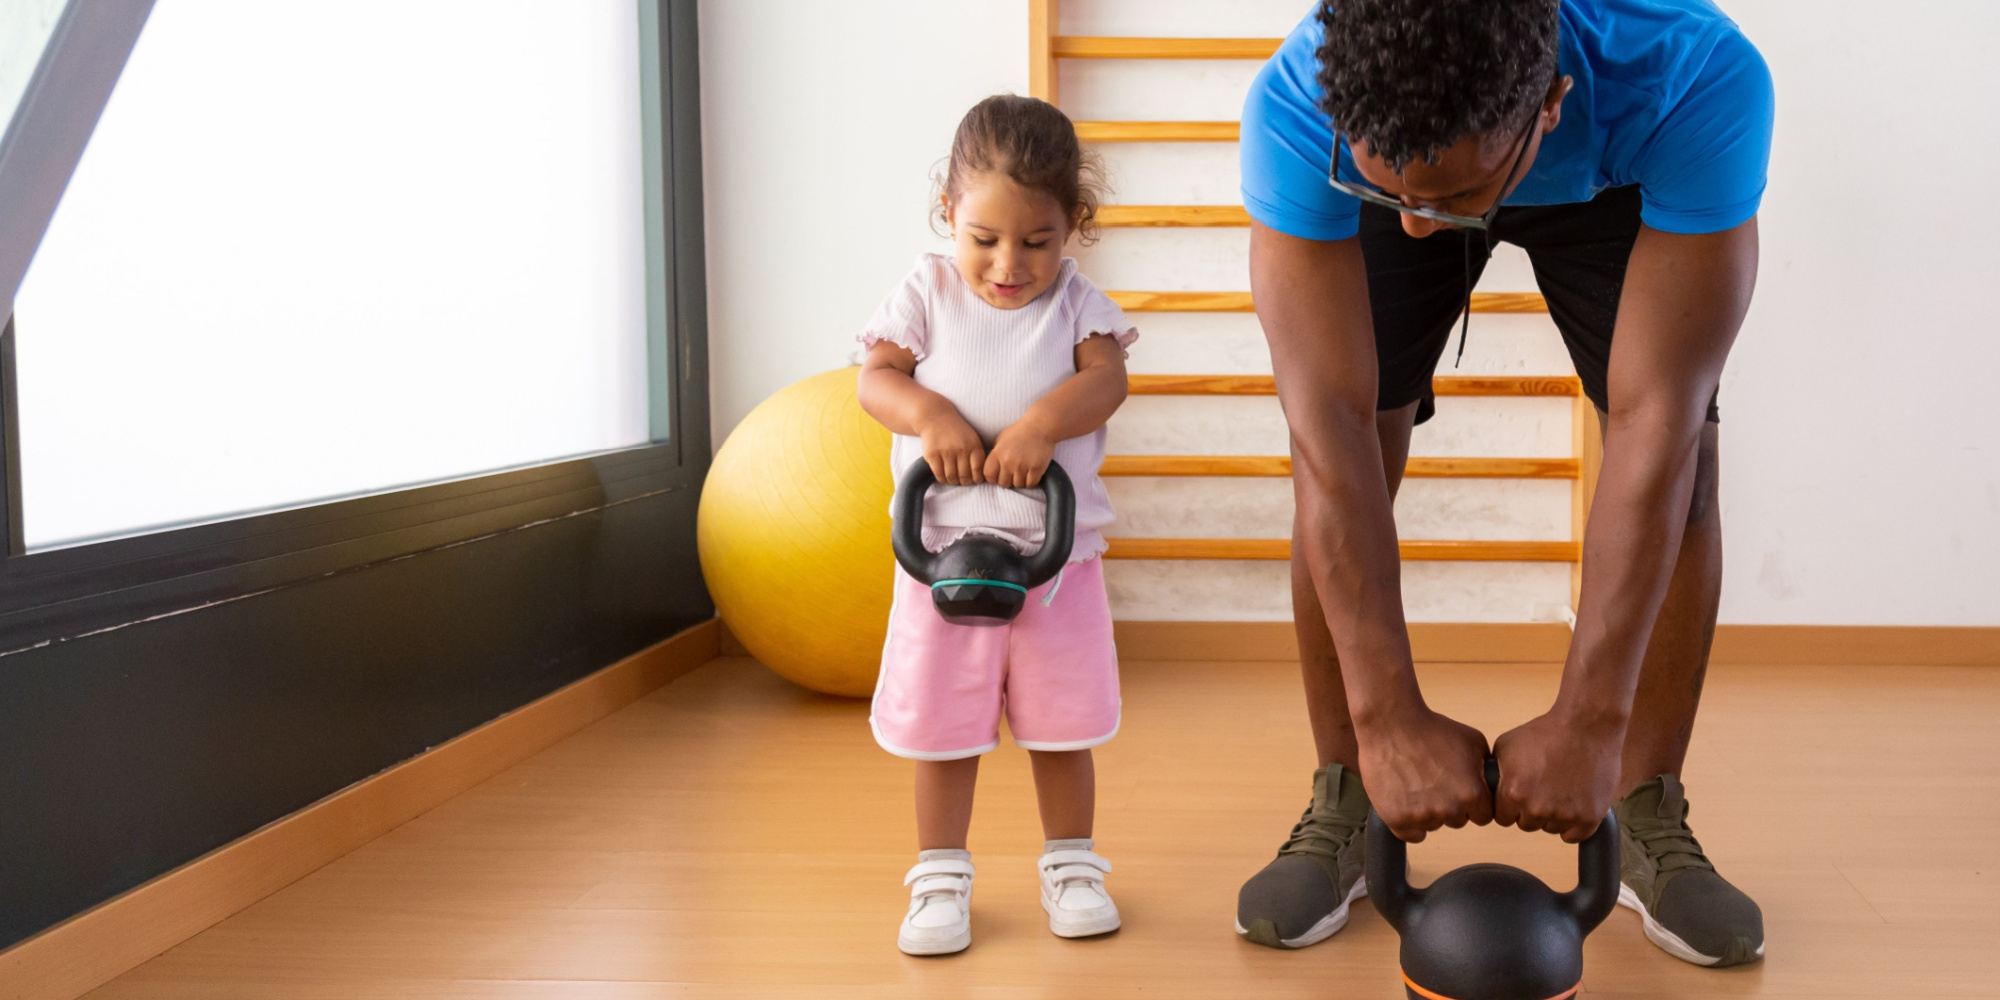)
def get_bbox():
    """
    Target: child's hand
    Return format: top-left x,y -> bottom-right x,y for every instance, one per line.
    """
918,408 -> 987,485
986,420 -> 1056,488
